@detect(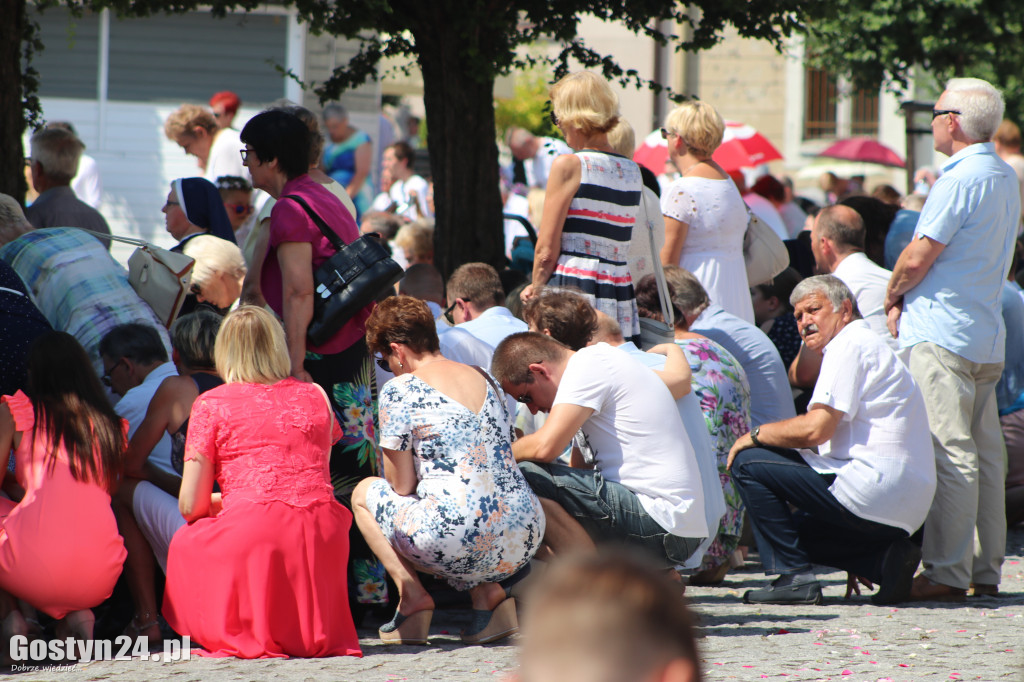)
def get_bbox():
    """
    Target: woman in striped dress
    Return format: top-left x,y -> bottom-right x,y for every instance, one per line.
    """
521,71 -> 644,341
